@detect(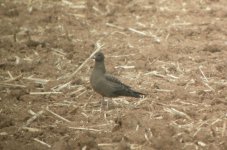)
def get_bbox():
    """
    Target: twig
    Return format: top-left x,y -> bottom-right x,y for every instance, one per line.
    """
128,28 -> 147,36
51,48 -> 66,56
199,66 -> 208,82
23,77 -> 49,84
28,110 -> 36,115
67,42 -> 104,79
144,131 -> 152,144
135,98 -> 148,106
81,112 -> 89,118
24,110 -> 44,127
4,74 -> 23,82
46,106 -> 71,123
106,23 -> 160,41
93,6 -> 104,15
222,121 -> 226,137
0,82 -> 26,88
30,92 -> 62,95
202,82 -> 215,92
72,14 -> 85,18
61,0 -> 86,9
76,90 -> 87,98
167,74 -> 179,79
193,128 -> 201,137
98,143 -> 118,147
68,127 -> 108,132
52,81 -> 72,91
144,71 -> 166,78
87,124 -> 110,128
0,132 -> 8,136
197,141 -> 206,147
52,42 -> 104,91
69,87 -> 85,96
171,22 -> 192,26
34,138 -> 51,148
106,23 -> 125,30
22,127 -> 41,132
107,54 -> 135,58
7,71 -> 13,79
115,66 -> 135,69
164,108 -> 191,120
154,89 -> 174,92
211,118 -> 221,126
